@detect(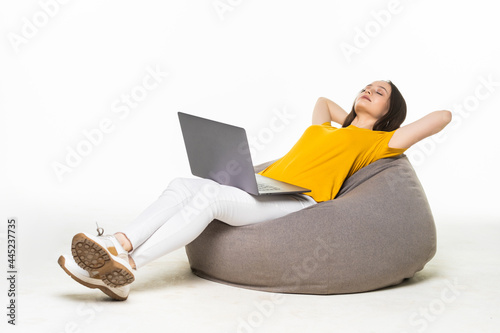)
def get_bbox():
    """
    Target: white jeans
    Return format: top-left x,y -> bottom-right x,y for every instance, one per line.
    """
120,177 -> 317,268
